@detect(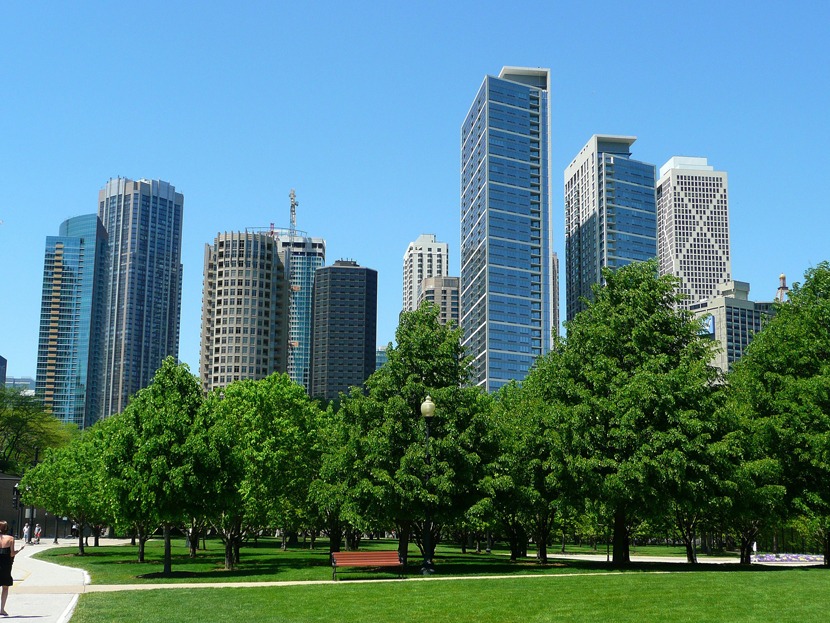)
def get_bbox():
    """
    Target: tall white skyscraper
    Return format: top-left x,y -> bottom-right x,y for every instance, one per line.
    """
656,157 -> 731,309
402,234 -> 448,313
